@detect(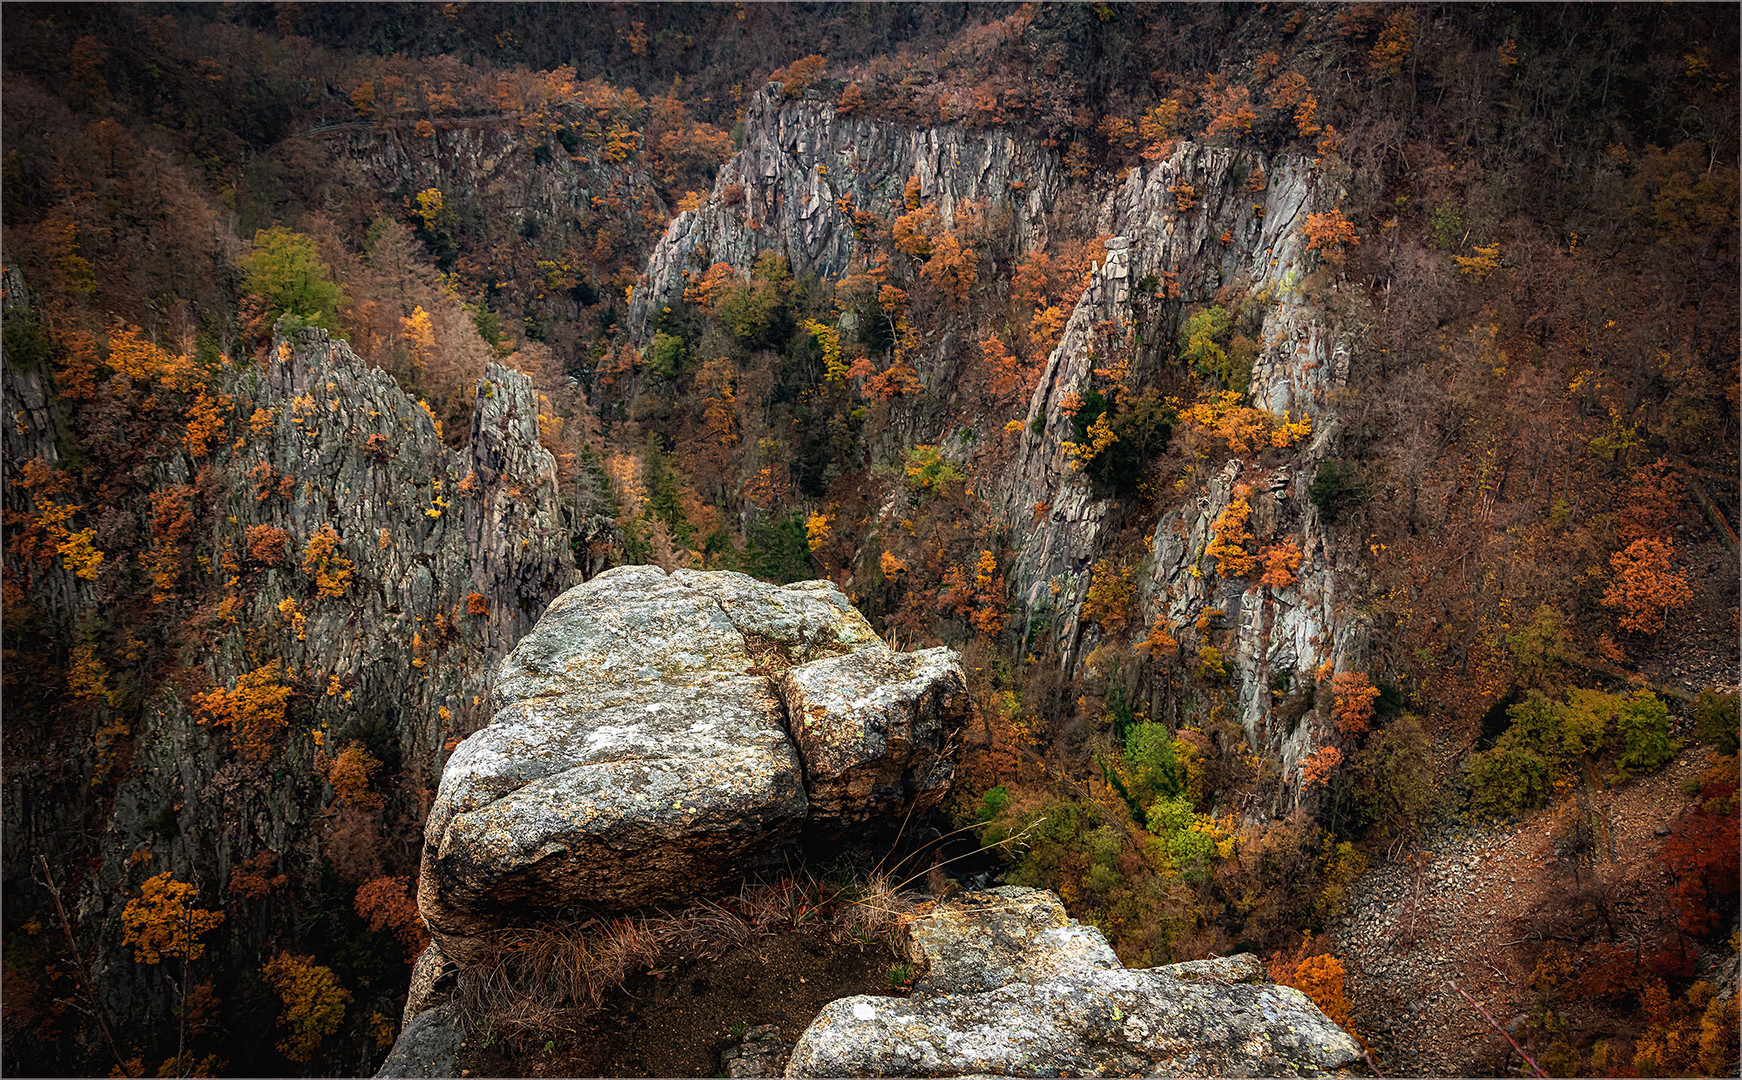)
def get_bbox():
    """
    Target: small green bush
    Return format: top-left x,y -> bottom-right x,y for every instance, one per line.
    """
1692,690 -> 1740,756
1309,460 -> 1370,525
648,331 -> 686,379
